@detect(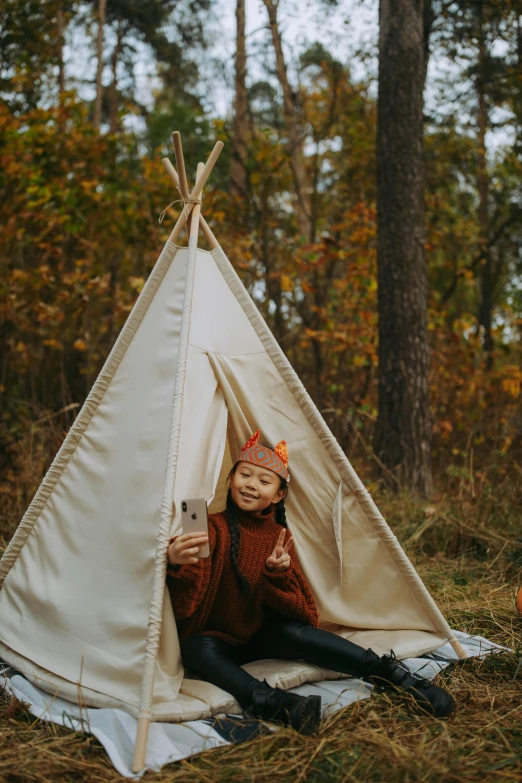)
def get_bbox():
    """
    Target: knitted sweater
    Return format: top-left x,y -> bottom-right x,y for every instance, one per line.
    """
166,510 -> 318,645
